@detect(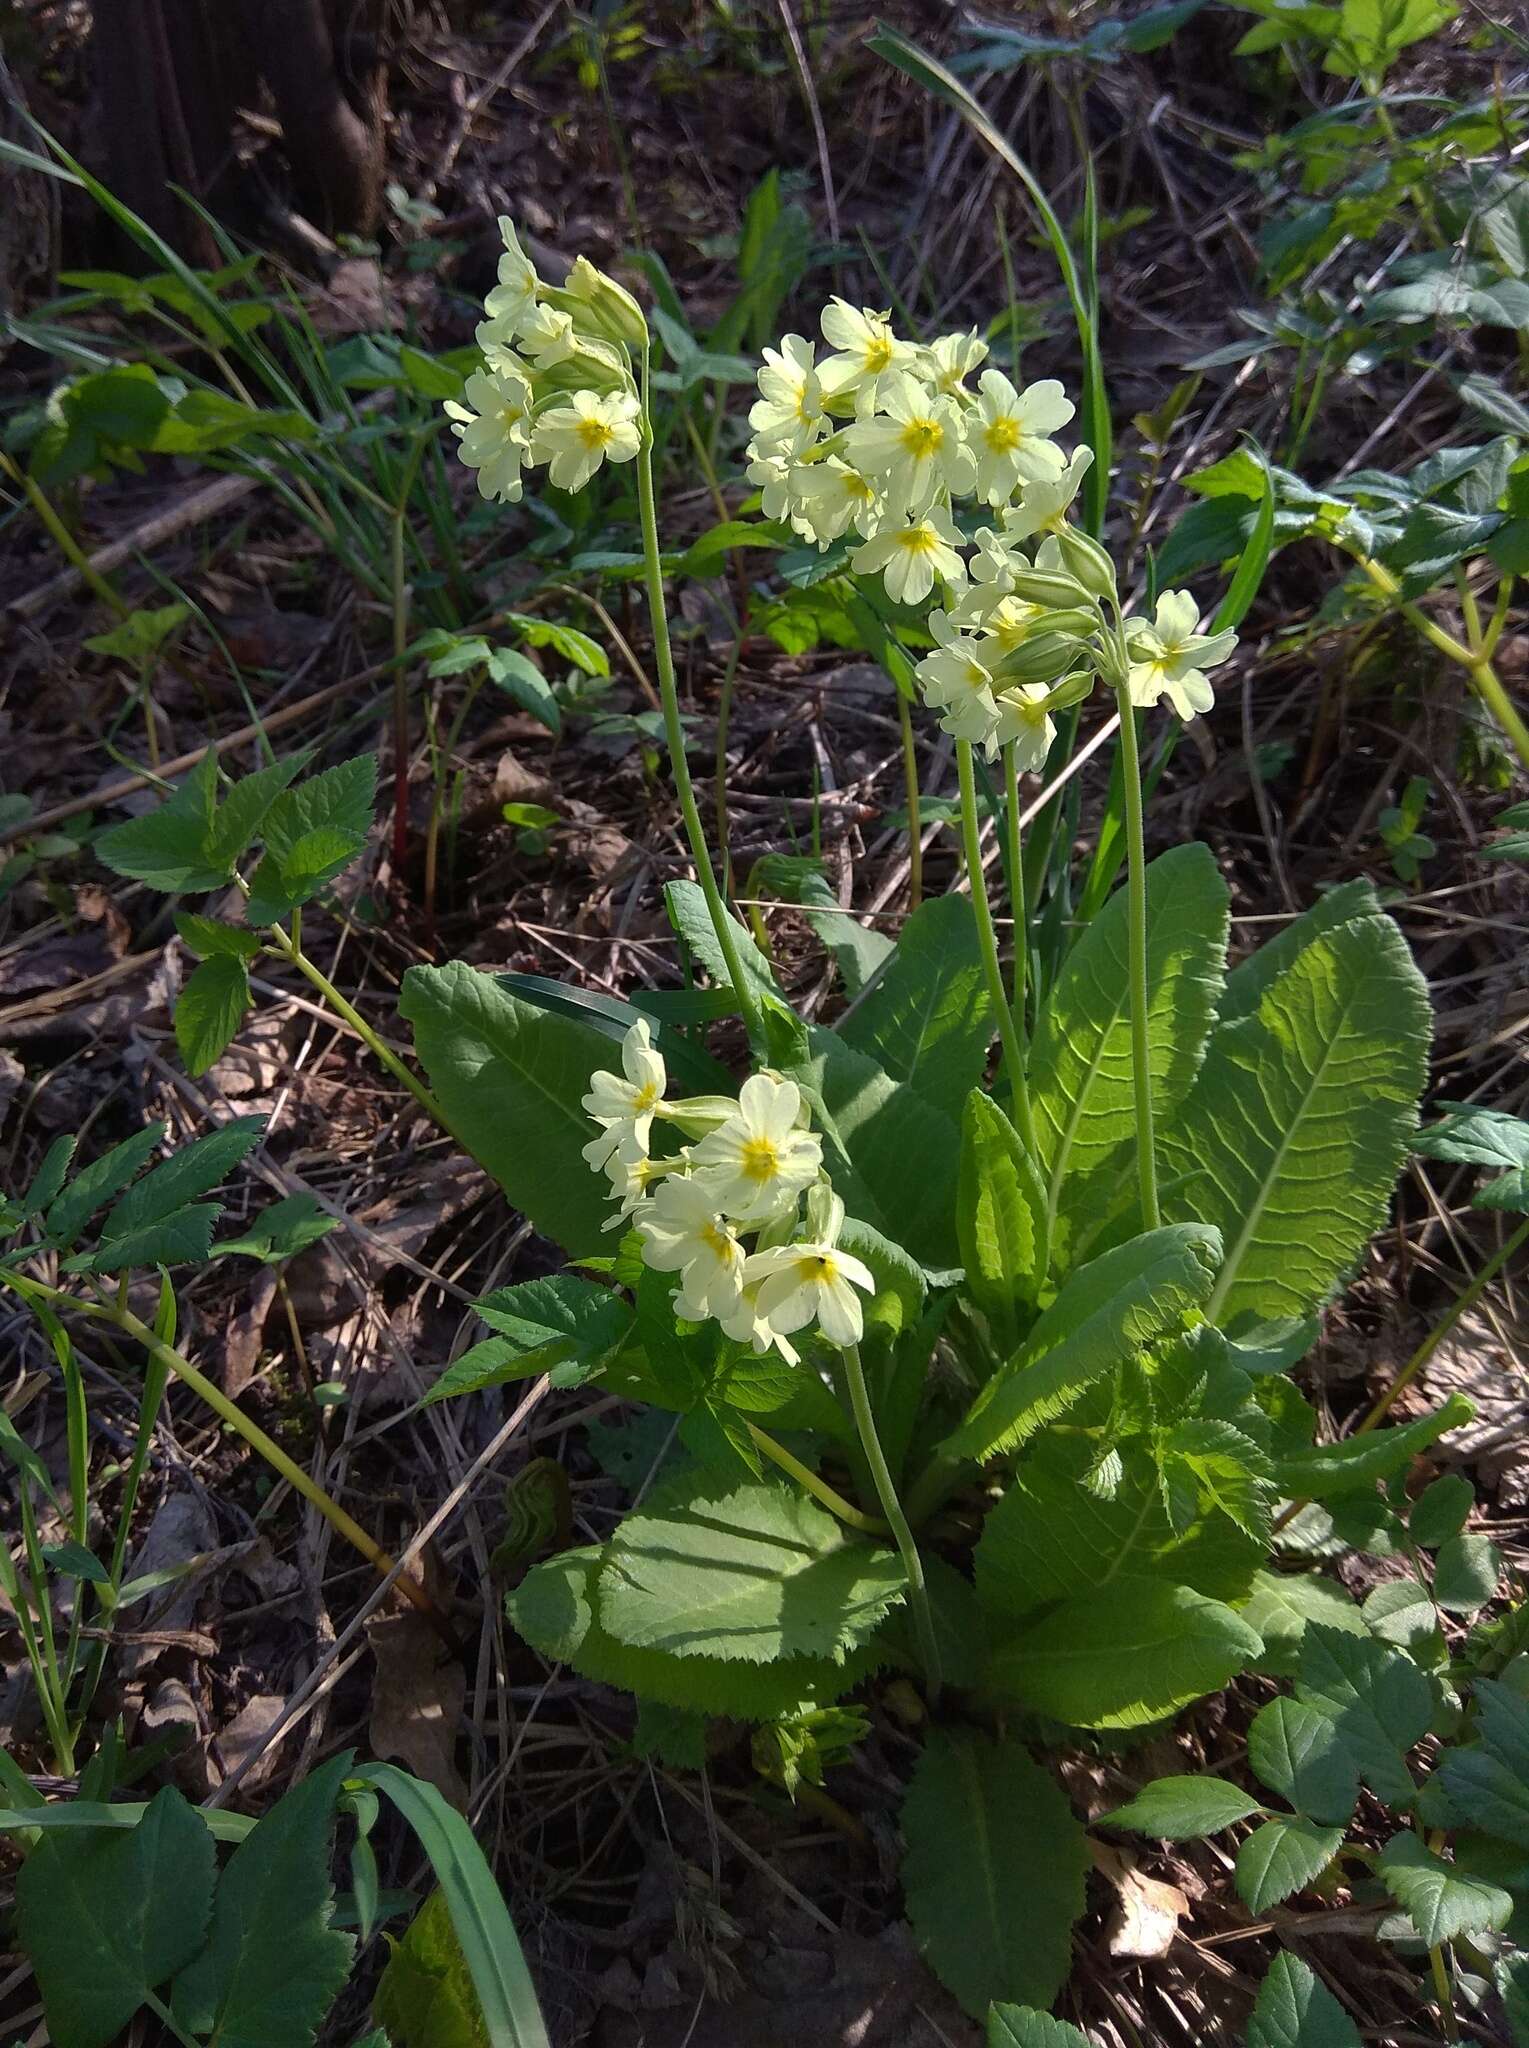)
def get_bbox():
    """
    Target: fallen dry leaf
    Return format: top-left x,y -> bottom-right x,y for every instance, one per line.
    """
1092,1840 -> 1188,1960
366,1554 -> 466,1809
